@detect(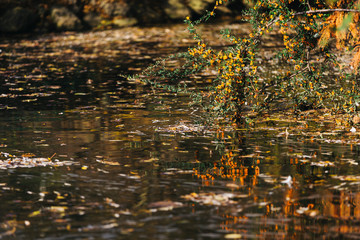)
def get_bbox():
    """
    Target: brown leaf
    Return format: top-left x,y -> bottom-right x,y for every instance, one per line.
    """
353,114 -> 360,124
335,12 -> 346,49
351,46 -> 360,73
318,14 -> 336,48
